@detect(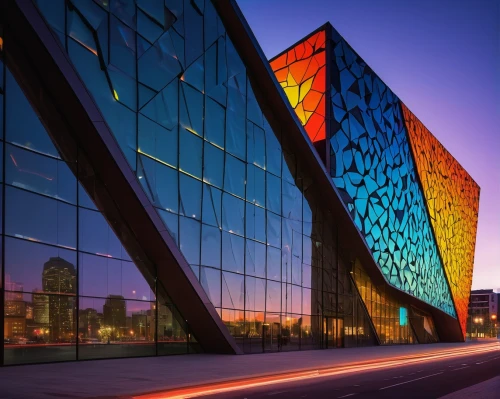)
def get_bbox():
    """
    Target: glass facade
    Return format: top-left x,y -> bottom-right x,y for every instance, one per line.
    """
0,0 -> 478,366
0,59 -> 194,365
